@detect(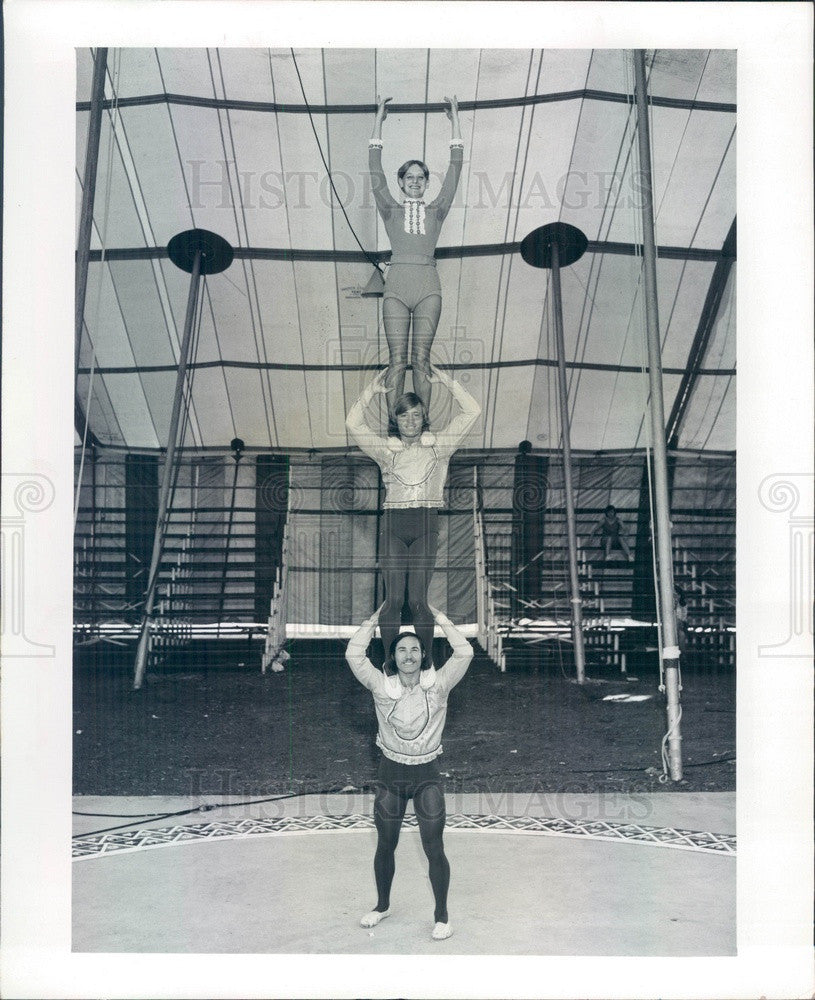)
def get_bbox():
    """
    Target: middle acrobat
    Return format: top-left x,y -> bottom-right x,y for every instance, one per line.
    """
368,94 -> 463,420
